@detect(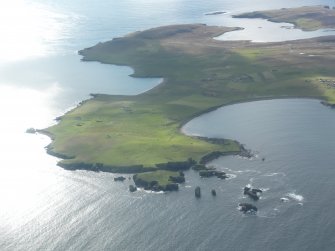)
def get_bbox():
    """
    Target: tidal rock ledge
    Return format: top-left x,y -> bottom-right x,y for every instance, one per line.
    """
133,171 -> 185,192
239,203 -> 258,213
114,176 -> 126,182
199,170 -> 227,179
244,186 -> 262,201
